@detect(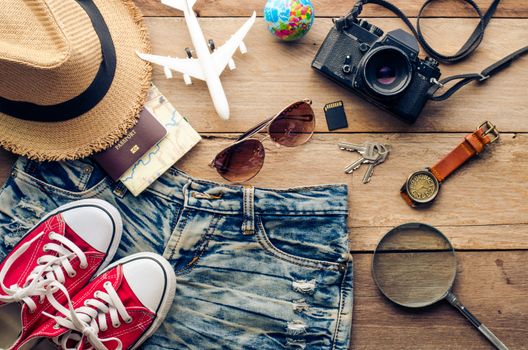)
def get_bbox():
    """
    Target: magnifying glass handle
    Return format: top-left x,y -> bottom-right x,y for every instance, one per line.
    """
446,292 -> 509,350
